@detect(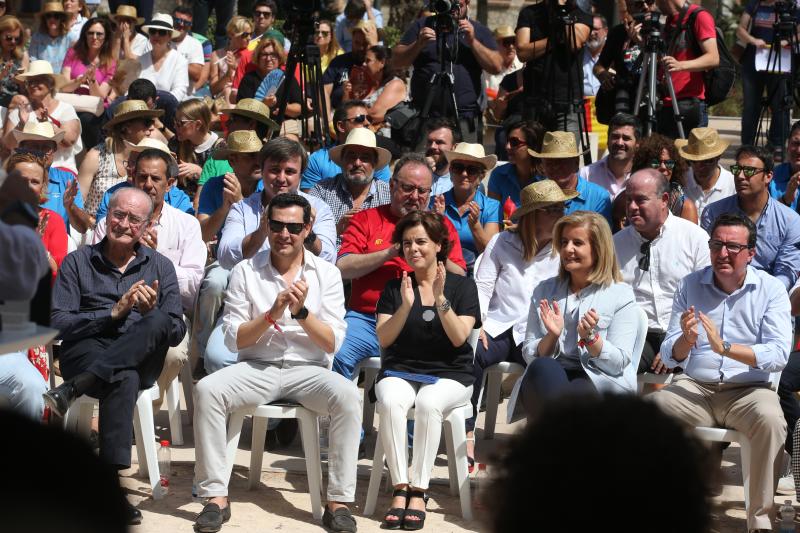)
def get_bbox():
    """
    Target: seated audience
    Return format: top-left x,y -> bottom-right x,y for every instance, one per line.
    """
169,98 -> 222,206
423,117 -> 461,196
519,211 -> 639,417
193,193 -> 359,533
169,6 -> 206,97
238,38 -> 303,125
678,127 -> 735,218
209,16 -> 253,104
341,45 -> 405,135
578,113 -> 639,200
44,187 -> 185,524
701,145 -> 800,291
64,0 -> 88,44
138,15 -> 189,102
322,21 -> 374,120
466,180 -> 570,463
29,2 -> 72,73
613,169 -> 710,374
109,5 -> 148,60
315,19 -> 343,72
376,210 -> 480,530
0,15 -> 29,108
433,143 -> 501,269
307,128 -> 391,248
487,120 -> 545,211
653,212 -> 791,533
769,120 -> 800,209
301,100 -> 390,191
335,0 -> 383,53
